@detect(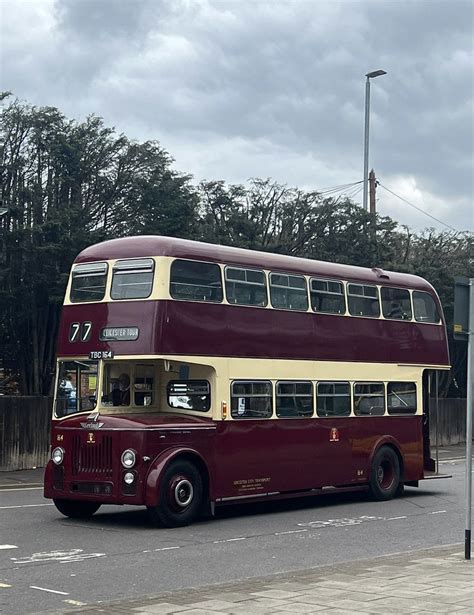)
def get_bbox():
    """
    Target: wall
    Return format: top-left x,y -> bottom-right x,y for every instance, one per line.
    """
0,397 -> 51,471
0,397 -> 469,471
